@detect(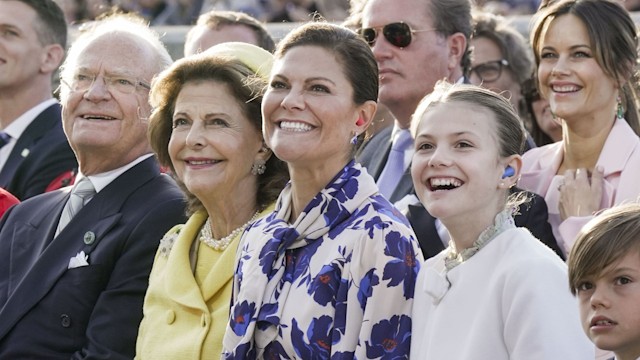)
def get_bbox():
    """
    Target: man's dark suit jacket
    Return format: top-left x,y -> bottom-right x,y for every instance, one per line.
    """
405,189 -> 564,260
357,127 -> 562,260
0,103 -> 77,200
0,157 -> 186,359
